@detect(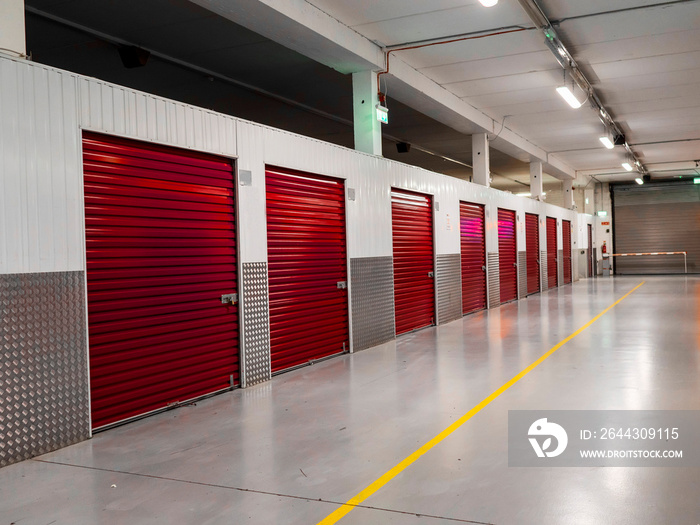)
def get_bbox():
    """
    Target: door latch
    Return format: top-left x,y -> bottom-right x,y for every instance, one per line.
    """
337,281 -> 347,290
482,265 -> 486,271
220,293 -> 238,305
428,272 -> 434,278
